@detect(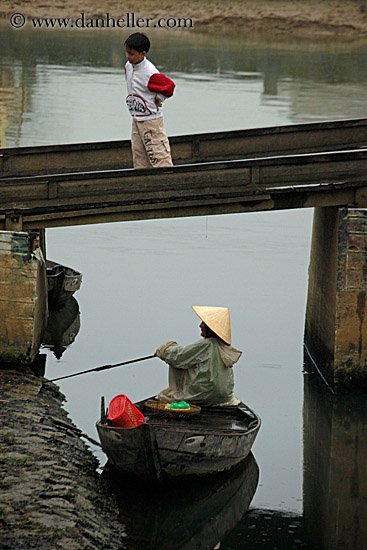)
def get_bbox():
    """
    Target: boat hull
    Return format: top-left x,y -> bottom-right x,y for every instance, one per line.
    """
46,260 -> 82,305
96,401 -> 261,481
